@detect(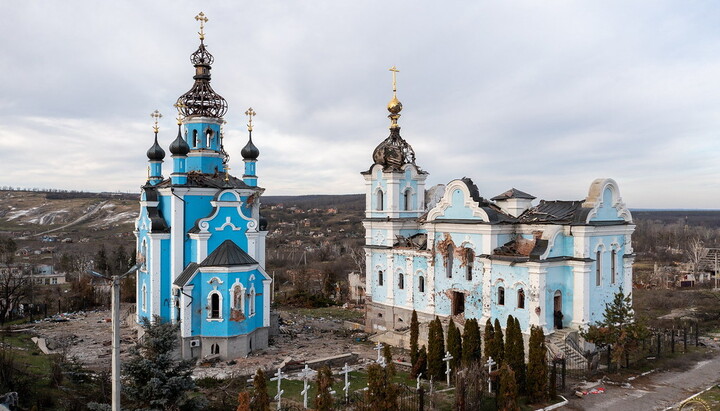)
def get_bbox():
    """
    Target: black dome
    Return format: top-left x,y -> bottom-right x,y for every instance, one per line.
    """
169,126 -> 190,156
241,136 -> 259,160
146,133 -> 165,161
259,215 -> 268,231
